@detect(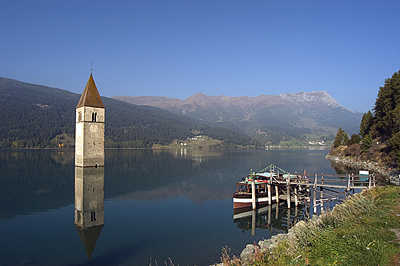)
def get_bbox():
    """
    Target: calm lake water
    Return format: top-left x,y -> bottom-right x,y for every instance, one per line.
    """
0,148 -> 345,266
